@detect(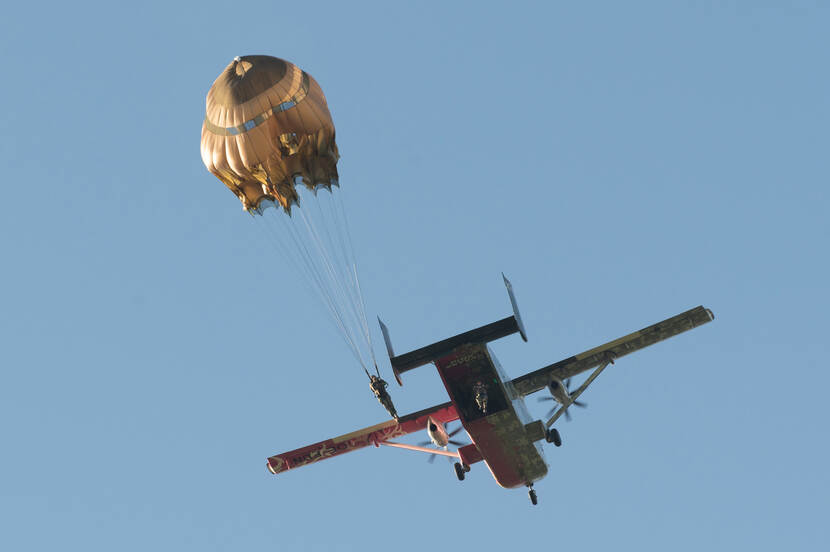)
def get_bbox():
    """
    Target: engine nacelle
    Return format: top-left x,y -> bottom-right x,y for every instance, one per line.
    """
426,417 -> 449,447
547,377 -> 570,404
